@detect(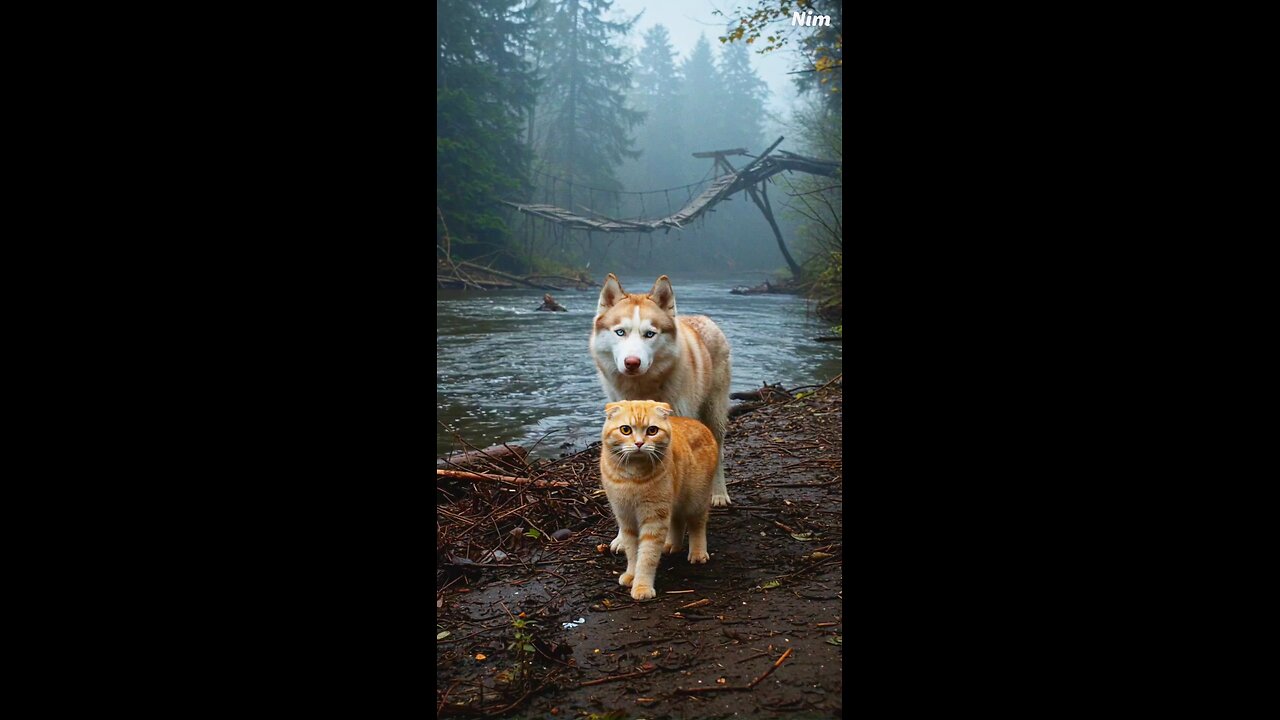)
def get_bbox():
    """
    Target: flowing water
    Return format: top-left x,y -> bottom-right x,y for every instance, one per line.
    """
436,273 -> 842,459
